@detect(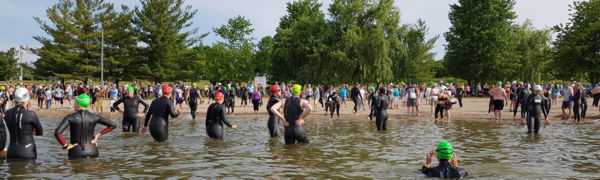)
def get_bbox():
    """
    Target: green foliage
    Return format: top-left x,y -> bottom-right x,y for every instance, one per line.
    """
553,0 -> 600,83
254,36 -> 274,76
133,0 -> 199,82
395,19 -> 439,82
205,15 -> 256,82
514,20 -> 552,83
444,0 -> 519,84
0,48 -> 19,80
